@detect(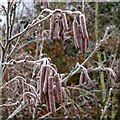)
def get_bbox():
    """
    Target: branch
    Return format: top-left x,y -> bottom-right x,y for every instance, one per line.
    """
61,26 -> 119,84
100,88 -> 113,120
37,102 -> 71,119
0,101 -> 19,108
8,13 -> 52,42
